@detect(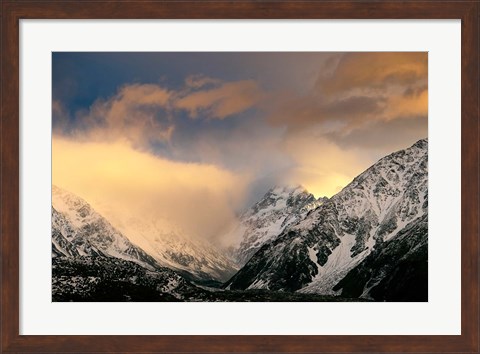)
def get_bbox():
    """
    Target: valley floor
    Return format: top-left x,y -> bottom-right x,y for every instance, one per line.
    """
52,256 -> 372,302
189,289 -> 372,302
